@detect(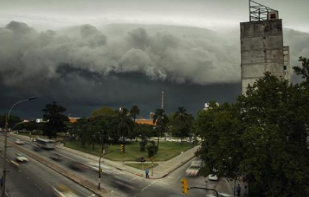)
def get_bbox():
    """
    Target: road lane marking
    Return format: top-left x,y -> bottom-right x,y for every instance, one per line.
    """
130,176 -> 139,181
141,180 -> 159,191
10,160 -> 19,167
